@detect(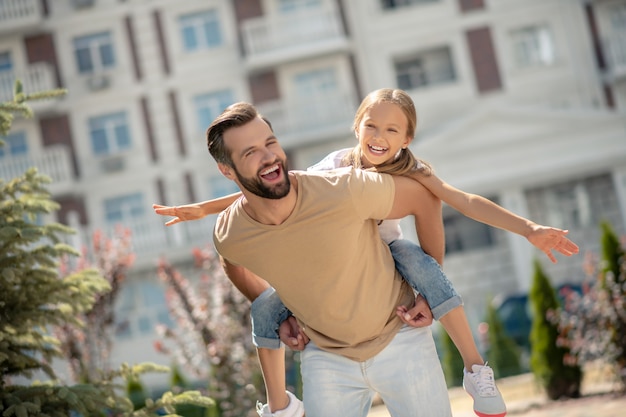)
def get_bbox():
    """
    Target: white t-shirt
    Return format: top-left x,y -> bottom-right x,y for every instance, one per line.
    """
307,148 -> 403,244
